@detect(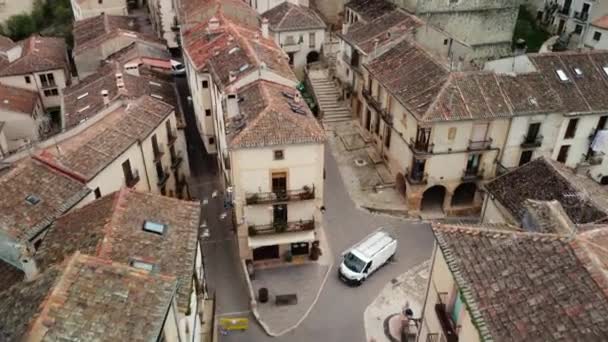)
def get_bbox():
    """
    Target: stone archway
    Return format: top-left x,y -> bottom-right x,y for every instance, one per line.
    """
421,185 -> 446,212
451,182 -> 477,206
306,50 -> 320,64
